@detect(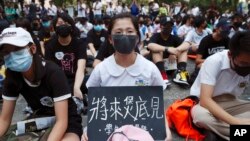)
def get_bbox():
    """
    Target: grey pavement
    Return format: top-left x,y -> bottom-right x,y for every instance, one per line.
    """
1,58 -> 250,141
